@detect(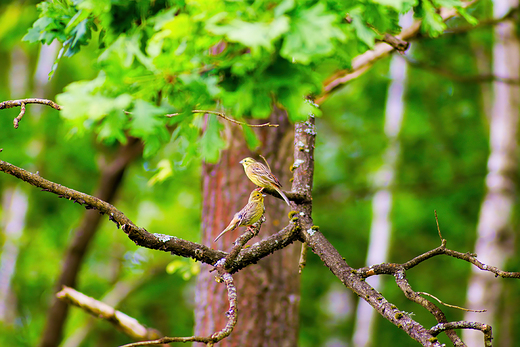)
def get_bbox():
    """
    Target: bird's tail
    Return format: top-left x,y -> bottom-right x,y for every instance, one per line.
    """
214,224 -> 235,242
276,187 -> 291,206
